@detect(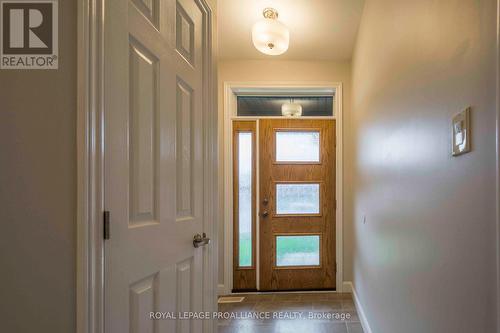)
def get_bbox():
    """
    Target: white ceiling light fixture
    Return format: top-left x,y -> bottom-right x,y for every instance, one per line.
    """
252,8 -> 289,56
281,100 -> 302,117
